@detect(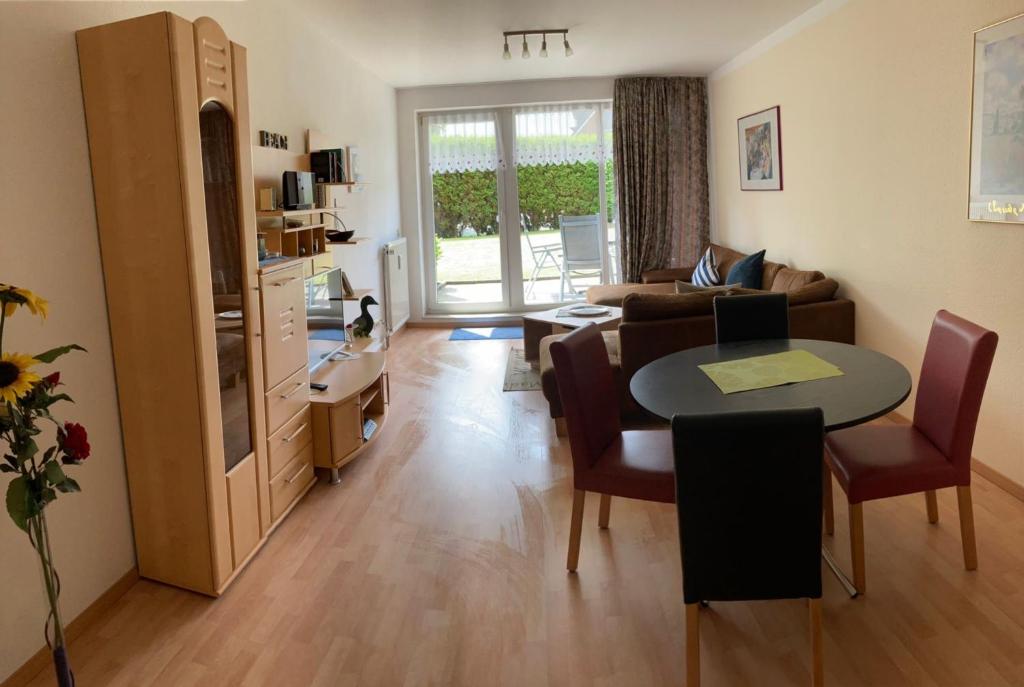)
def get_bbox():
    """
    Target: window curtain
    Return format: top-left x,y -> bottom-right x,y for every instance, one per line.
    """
613,77 -> 709,283
514,104 -> 608,167
427,111 -> 504,174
